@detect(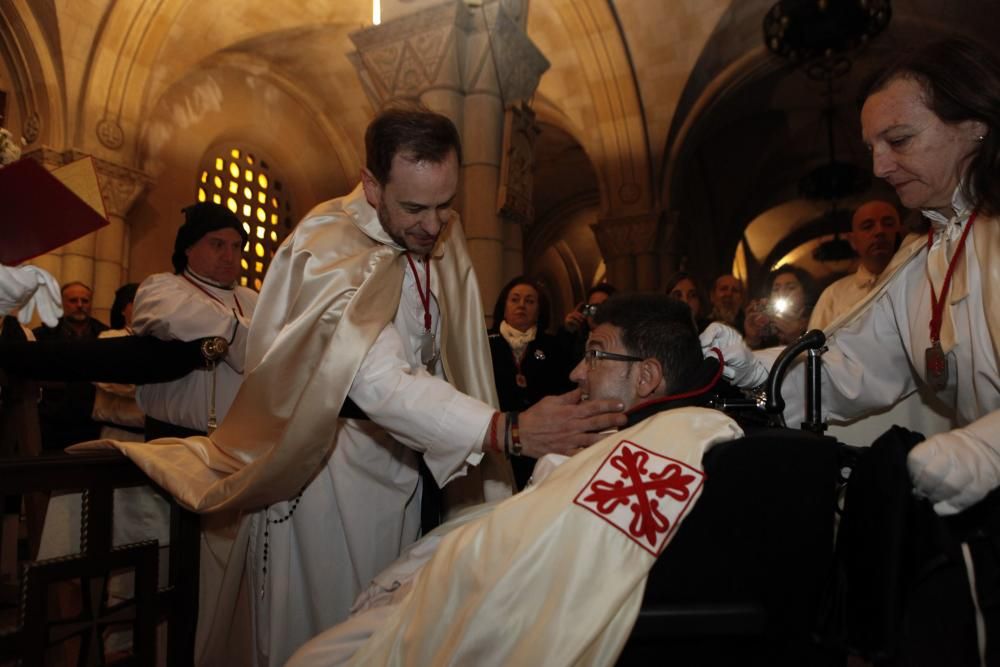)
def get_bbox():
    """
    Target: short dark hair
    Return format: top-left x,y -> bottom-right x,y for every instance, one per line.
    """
861,36 -> 1000,216
110,283 -> 139,329
587,282 -> 616,301
764,264 -> 819,312
593,293 -> 701,394
490,276 -> 551,333
664,271 -> 706,318
364,107 -> 463,185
